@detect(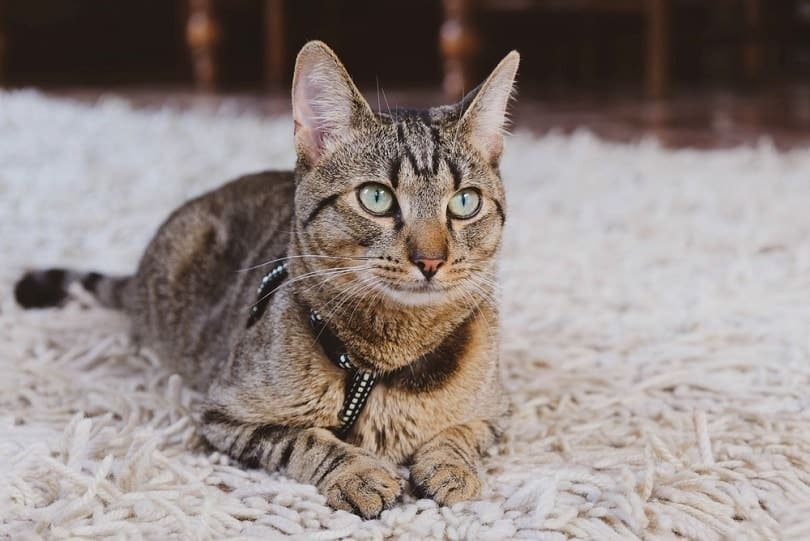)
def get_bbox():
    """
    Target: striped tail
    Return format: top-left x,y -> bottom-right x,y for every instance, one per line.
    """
14,269 -> 131,310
